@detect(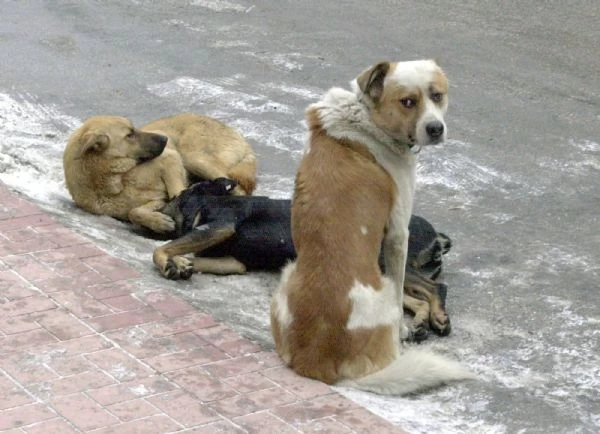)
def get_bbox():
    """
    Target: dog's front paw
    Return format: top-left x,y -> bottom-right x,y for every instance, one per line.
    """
148,213 -> 176,234
431,311 -> 452,336
162,256 -> 194,280
412,324 -> 430,342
